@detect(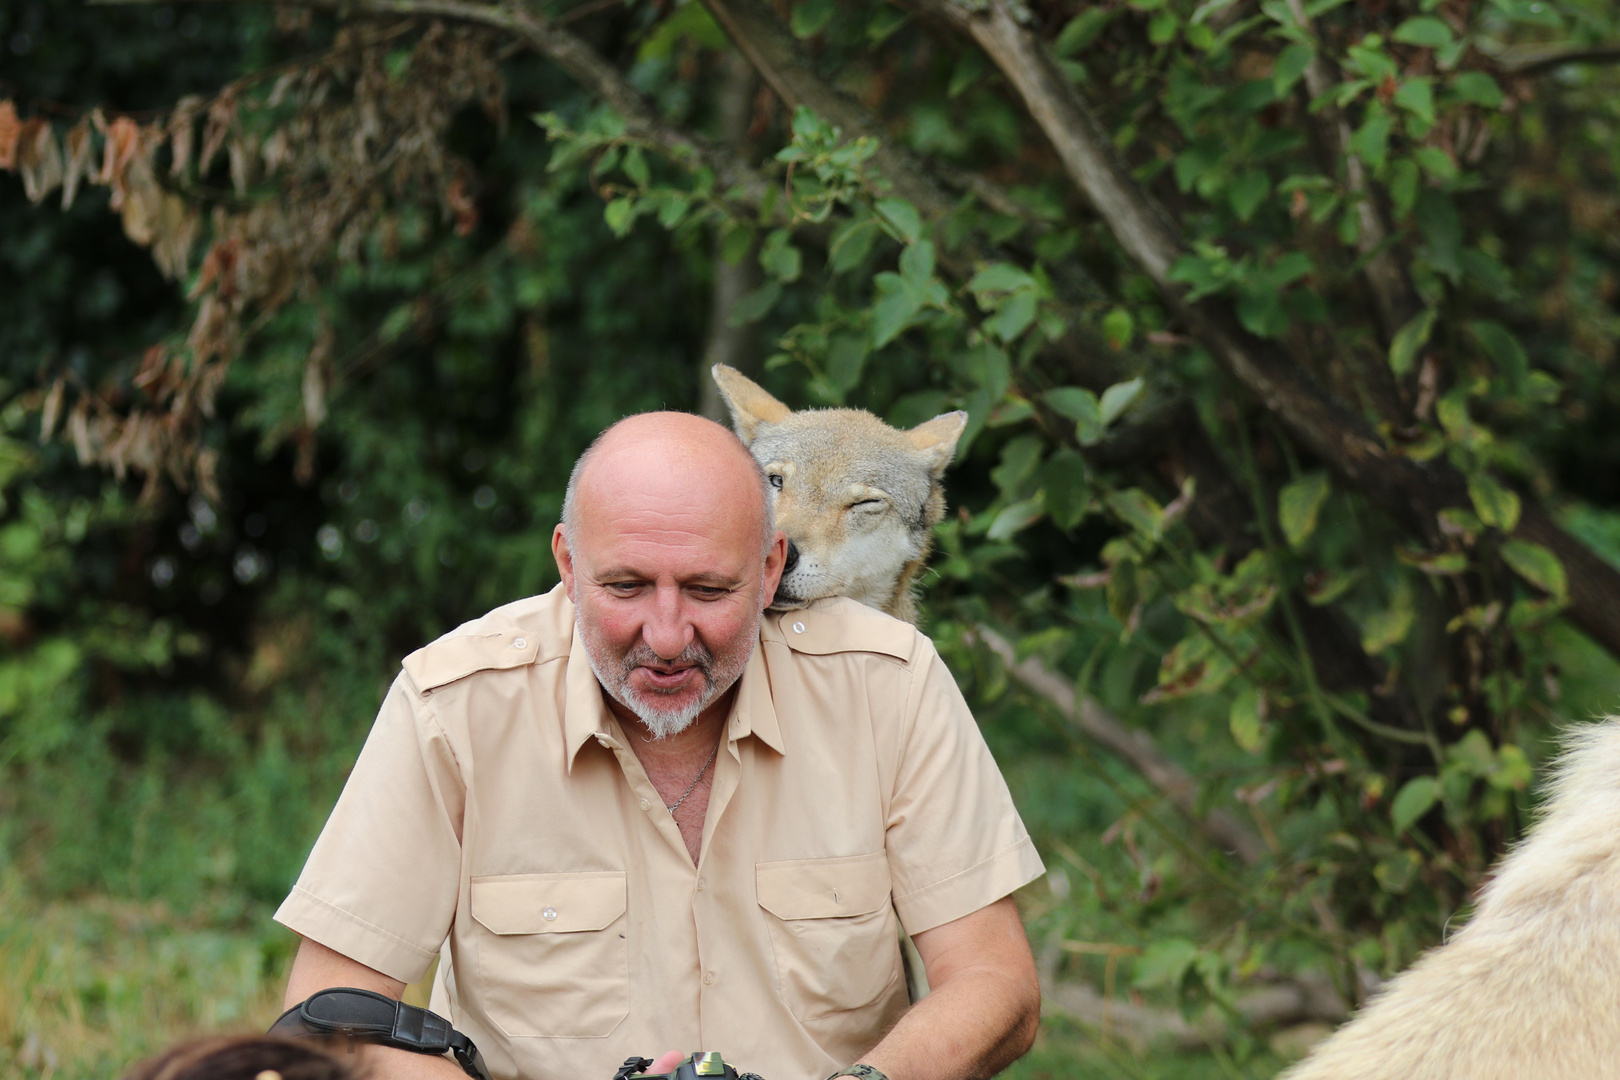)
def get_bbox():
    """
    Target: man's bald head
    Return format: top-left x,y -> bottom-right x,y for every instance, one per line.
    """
561,412 -> 774,557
